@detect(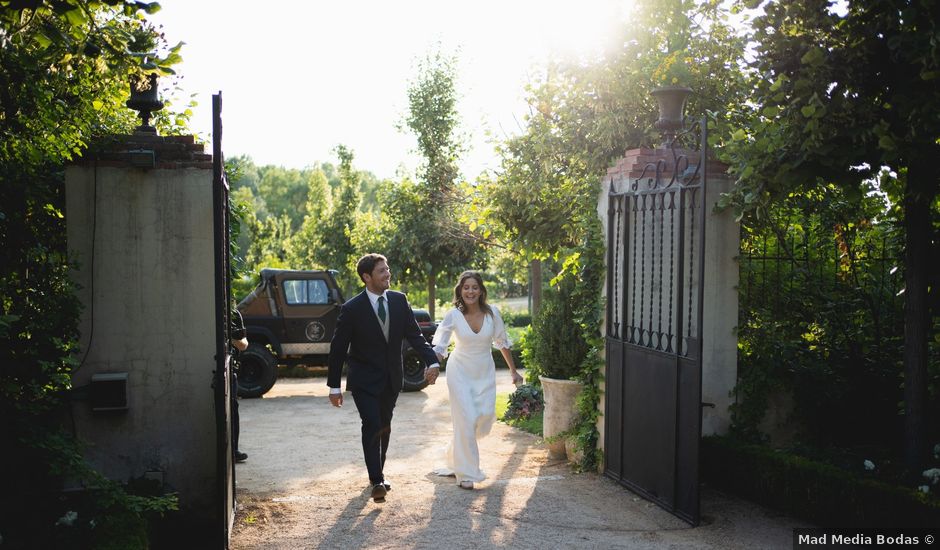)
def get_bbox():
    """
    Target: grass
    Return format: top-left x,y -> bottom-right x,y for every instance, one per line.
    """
496,392 -> 543,436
